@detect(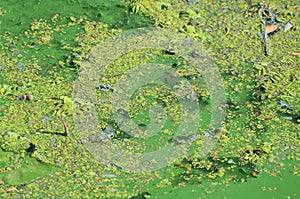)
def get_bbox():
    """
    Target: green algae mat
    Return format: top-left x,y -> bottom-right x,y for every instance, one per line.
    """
0,0 -> 299,198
